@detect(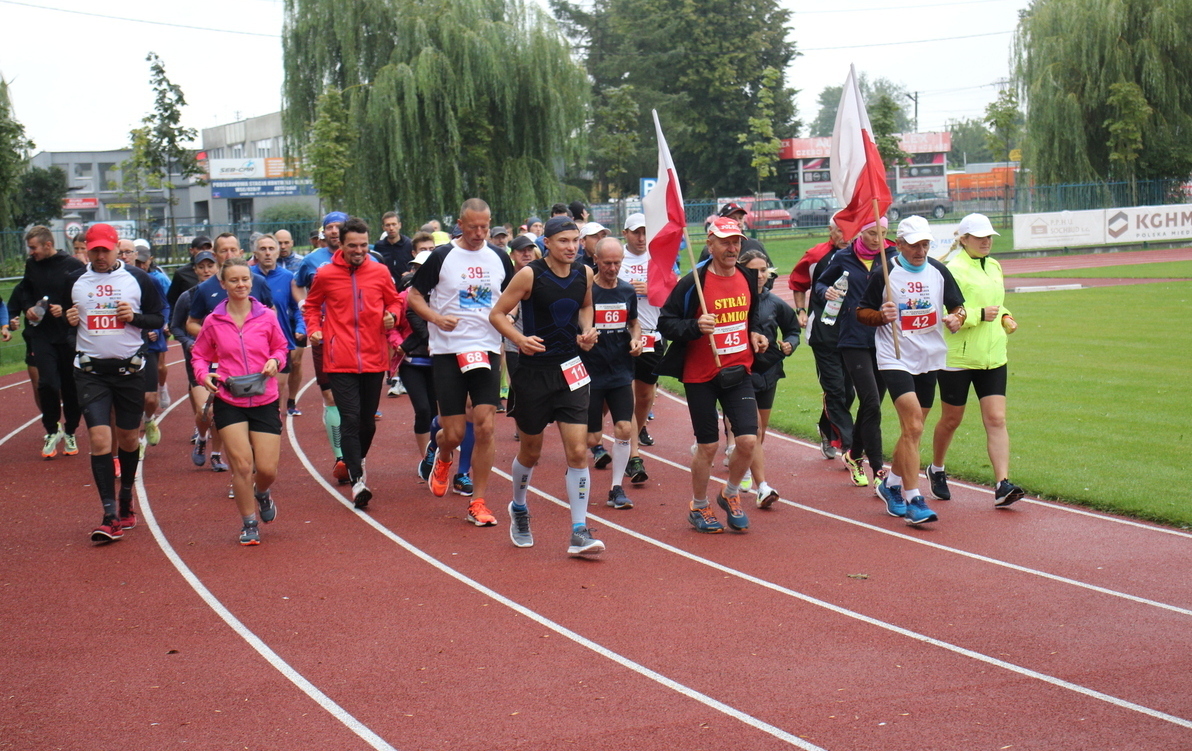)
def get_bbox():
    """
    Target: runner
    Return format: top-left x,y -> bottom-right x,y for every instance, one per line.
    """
303,217 -> 403,509
491,215 -> 604,555
657,216 -> 768,534
191,258 -> 288,544
251,234 -> 305,413
407,198 -> 513,526
498,235 -> 540,433
617,212 -> 655,484
857,216 -> 966,525
64,224 -> 165,543
582,237 -> 642,510
169,251 -> 220,468
930,213 -> 1025,507
132,242 -> 171,451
